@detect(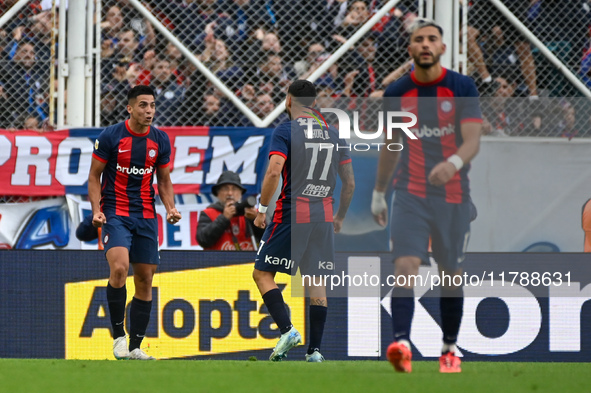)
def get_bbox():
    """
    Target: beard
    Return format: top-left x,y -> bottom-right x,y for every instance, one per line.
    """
412,52 -> 441,69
